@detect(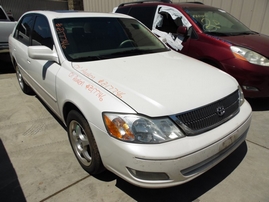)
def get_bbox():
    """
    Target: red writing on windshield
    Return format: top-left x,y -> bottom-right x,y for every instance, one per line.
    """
55,23 -> 69,49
